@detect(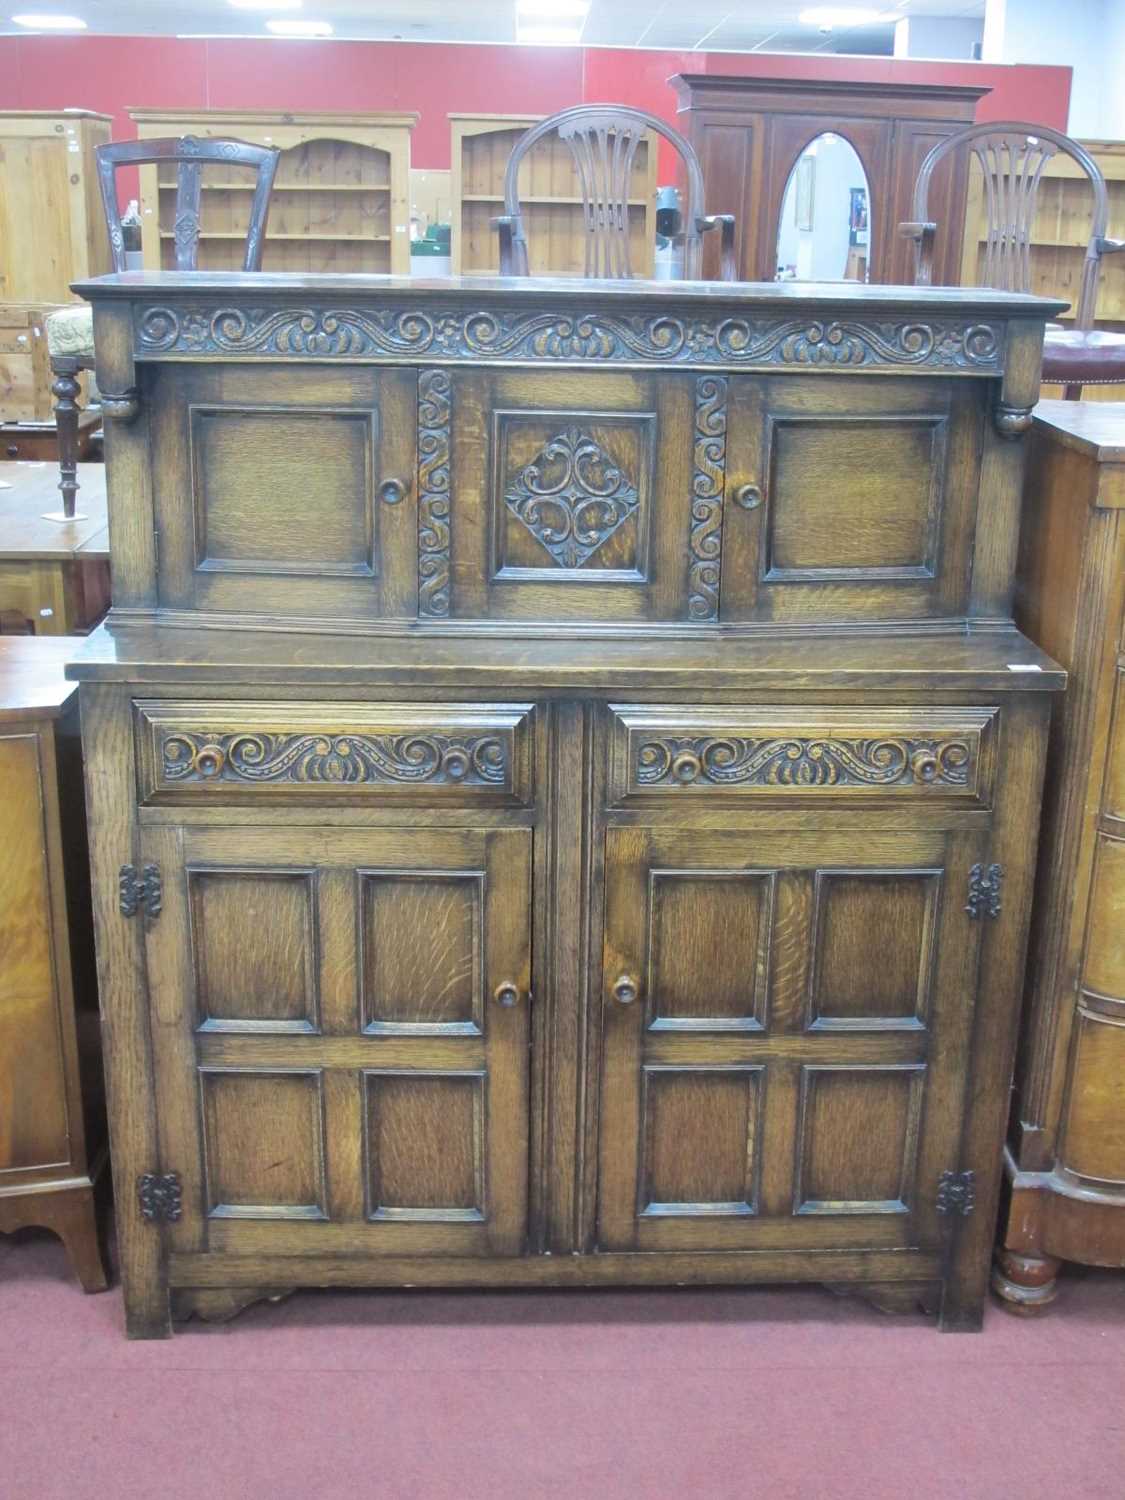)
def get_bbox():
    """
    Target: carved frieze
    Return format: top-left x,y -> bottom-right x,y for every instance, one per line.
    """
417,369 -> 452,616
134,303 -> 1005,373
634,735 -> 974,789
505,425 -> 640,569
687,375 -> 727,621
160,729 -> 508,786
